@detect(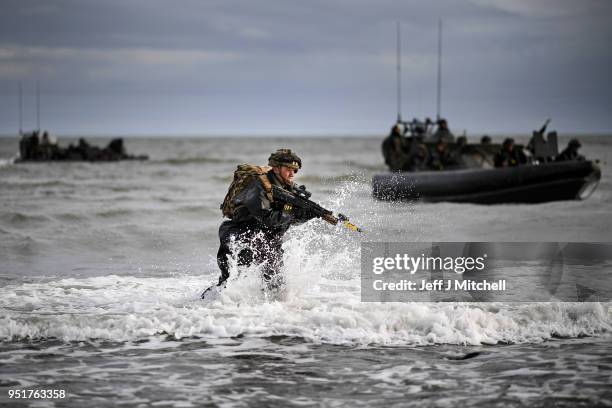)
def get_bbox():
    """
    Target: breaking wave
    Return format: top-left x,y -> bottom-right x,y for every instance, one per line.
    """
1,274 -> 610,345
